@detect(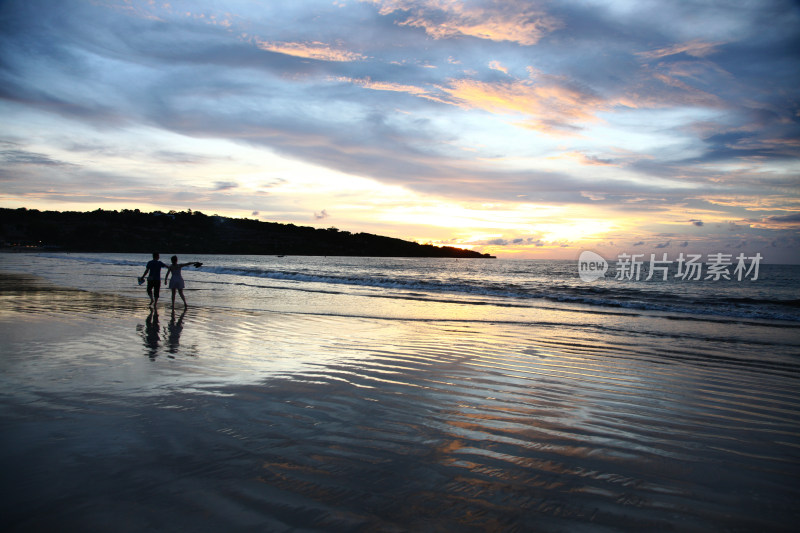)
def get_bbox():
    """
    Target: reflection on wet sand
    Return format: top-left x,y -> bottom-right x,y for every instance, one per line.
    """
139,309 -> 160,359
166,308 -> 186,354
137,308 -> 188,360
